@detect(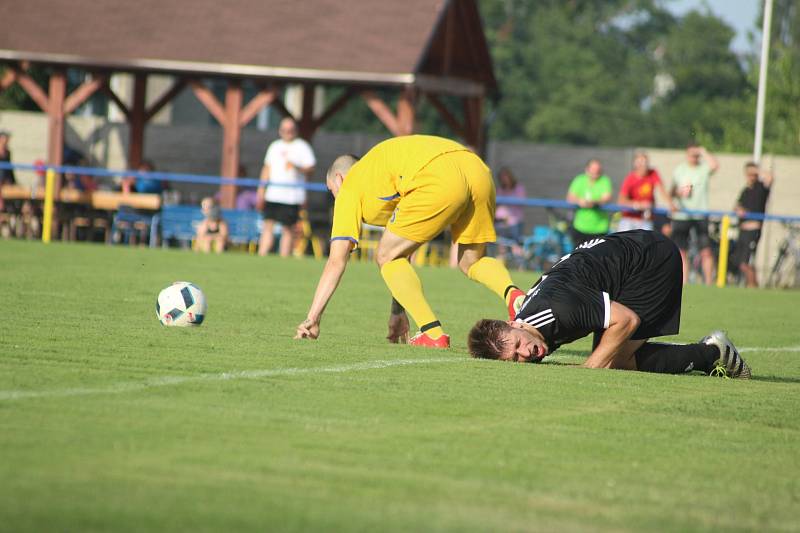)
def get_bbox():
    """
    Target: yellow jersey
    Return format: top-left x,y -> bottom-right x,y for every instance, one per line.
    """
330,135 -> 471,245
